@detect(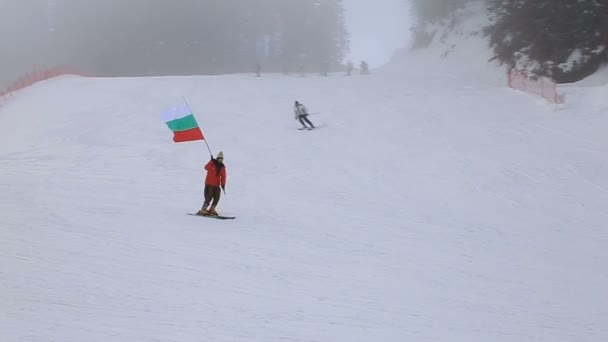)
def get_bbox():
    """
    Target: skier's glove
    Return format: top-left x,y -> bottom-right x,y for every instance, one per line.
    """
221,185 -> 225,191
